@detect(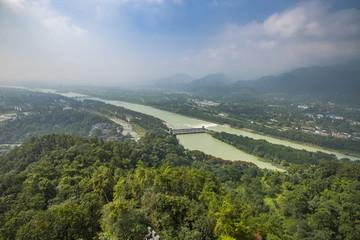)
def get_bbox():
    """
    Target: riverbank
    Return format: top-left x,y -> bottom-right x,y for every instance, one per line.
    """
134,102 -> 360,159
209,130 -> 339,167
177,133 -> 284,171
96,98 -> 360,161
208,125 -> 360,161
4,86 -> 358,168
239,127 -> 360,159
